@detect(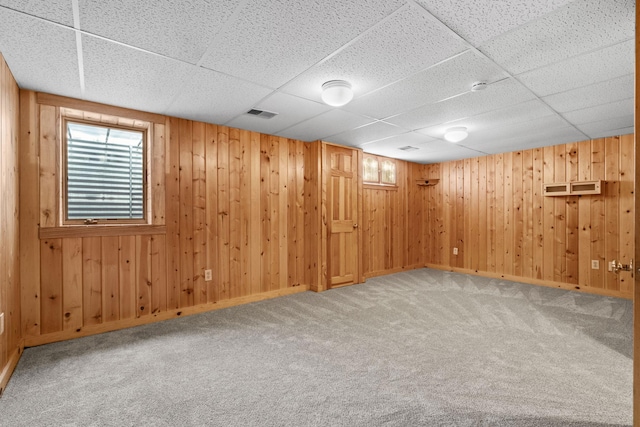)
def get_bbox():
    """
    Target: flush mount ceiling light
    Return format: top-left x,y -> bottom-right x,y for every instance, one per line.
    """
444,127 -> 468,143
471,81 -> 488,92
321,80 -> 353,107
